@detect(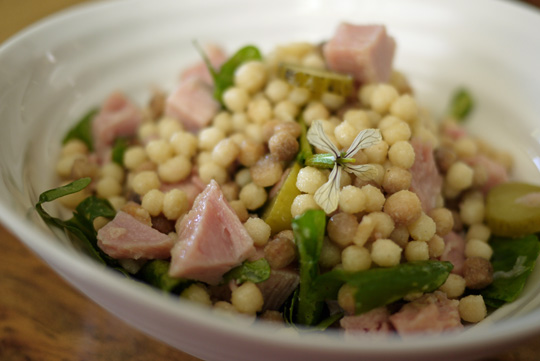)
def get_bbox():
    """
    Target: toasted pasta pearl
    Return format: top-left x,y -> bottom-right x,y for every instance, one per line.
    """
235,168 -> 252,188
124,146 -> 148,170
239,182 -> 267,210
446,161 -> 474,191
138,122 -> 158,141
96,176 -> 122,198
338,284 -> 357,314
181,284 -> 212,306
384,190 -> 422,226
212,111 -> 234,134
358,84 -> 376,107
362,184 -> 385,212
466,223 -> 491,242
198,127 -> 225,152
439,274 -> 466,299
231,281 -> 264,314
273,100 -> 299,122
302,101 -> 329,125
248,97 -> 273,124
158,155 -> 192,183
132,171 -> 161,195
212,138 -> 240,168
61,139 -> 88,156
141,189 -> 164,216
250,155 -> 283,187
428,234 -> 446,258
339,185 -> 366,214
265,78 -> 290,103
428,208 -> 454,236
381,120 -> 411,146
319,238 -> 342,269
327,213 -> 358,248
344,110 -> 371,131
342,245 -> 372,272
363,141 -> 389,164
459,295 -> 487,323
371,84 -> 399,114
291,194 -> 320,218
244,217 -> 271,247
107,196 -> 127,211
296,166 -> 327,194
170,131 -> 197,158
101,162 -> 125,183
405,240 -> 429,261
388,140 -> 415,169
223,86 -> 250,113
321,92 -> 345,111
199,162 -> 228,185
460,194 -> 485,225
163,189 -> 188,220
157,117 -> 183,139
465,239 -> 493,260
371,238 -> 402,267
58,186 -> 89,209
334,121 -> 358,149
408,212 -> 436,242
235,61 -> 267,94
146,139 -> 173,164
389,94 -> 418,123
56,153 -> 84,178
230,200 -> 249,222
288,87 -> 311,106
382,166 -> 412,194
